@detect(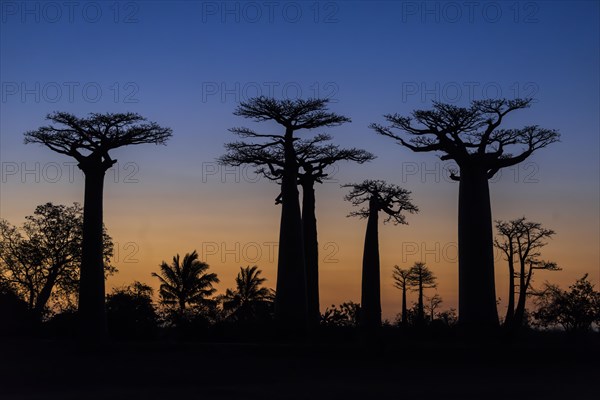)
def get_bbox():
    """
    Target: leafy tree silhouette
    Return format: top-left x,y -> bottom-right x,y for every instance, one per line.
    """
0,203 -> 114,321
221,266 -> 275,322
408,262 -> 437,324
24,112 -> 172,338
344,180 -> 418,329
321,301 -> 360,327
392,265 -> 414,326
152,251 -> 219,320
425,293 -> 443,322
533,274 -> 600,332
495,217 -> 560,329
106,281 -> 157,339
222,132 -> 373,328
371,99 -> 560,328
220,97 -> 350,331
